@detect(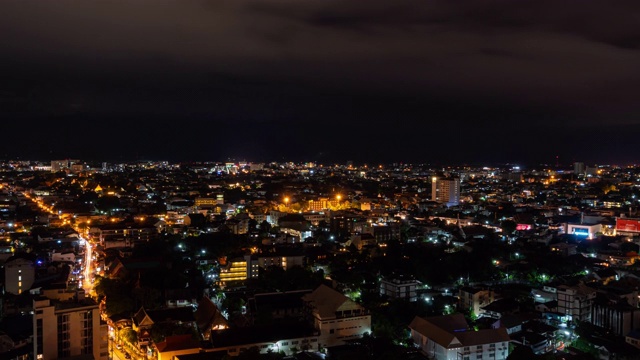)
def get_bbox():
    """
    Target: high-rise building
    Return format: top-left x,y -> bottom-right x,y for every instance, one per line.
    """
33,290 -> 105,360
574,162 -> 585,176
431,177 -> 460,207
